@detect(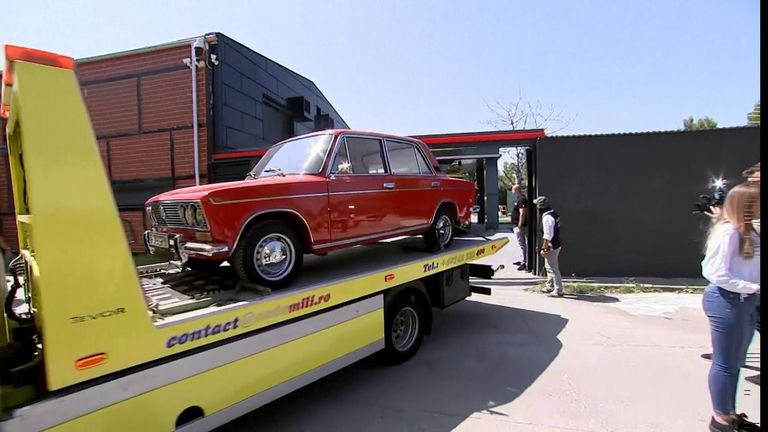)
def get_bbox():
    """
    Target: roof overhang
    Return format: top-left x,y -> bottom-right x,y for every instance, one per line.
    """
412,129 -> 545,145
